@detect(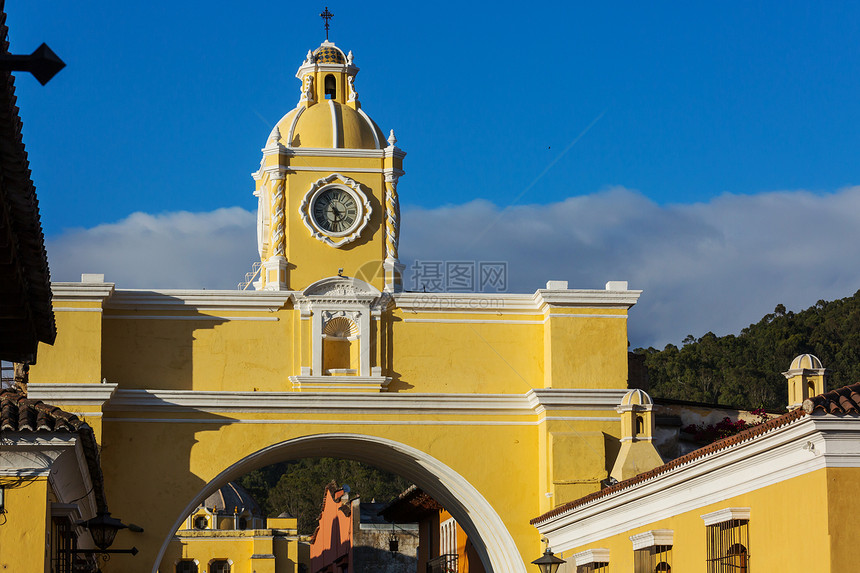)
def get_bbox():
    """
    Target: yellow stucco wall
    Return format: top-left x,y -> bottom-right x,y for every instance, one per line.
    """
32,302 -> 103,383
160,525 -> 303,573
0,478 -> 50,573
560,467 -> 833,572
27,283 -> 639,572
